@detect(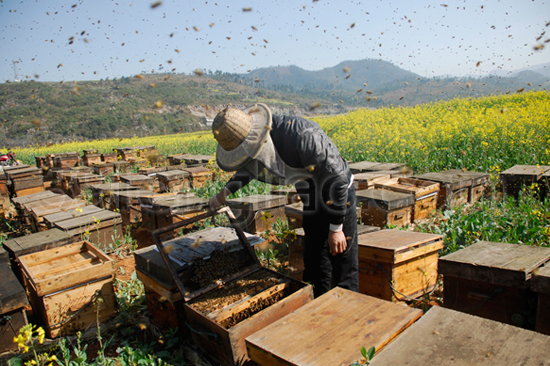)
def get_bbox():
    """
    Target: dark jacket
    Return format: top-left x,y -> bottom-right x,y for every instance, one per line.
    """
224,115 -> 352,226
